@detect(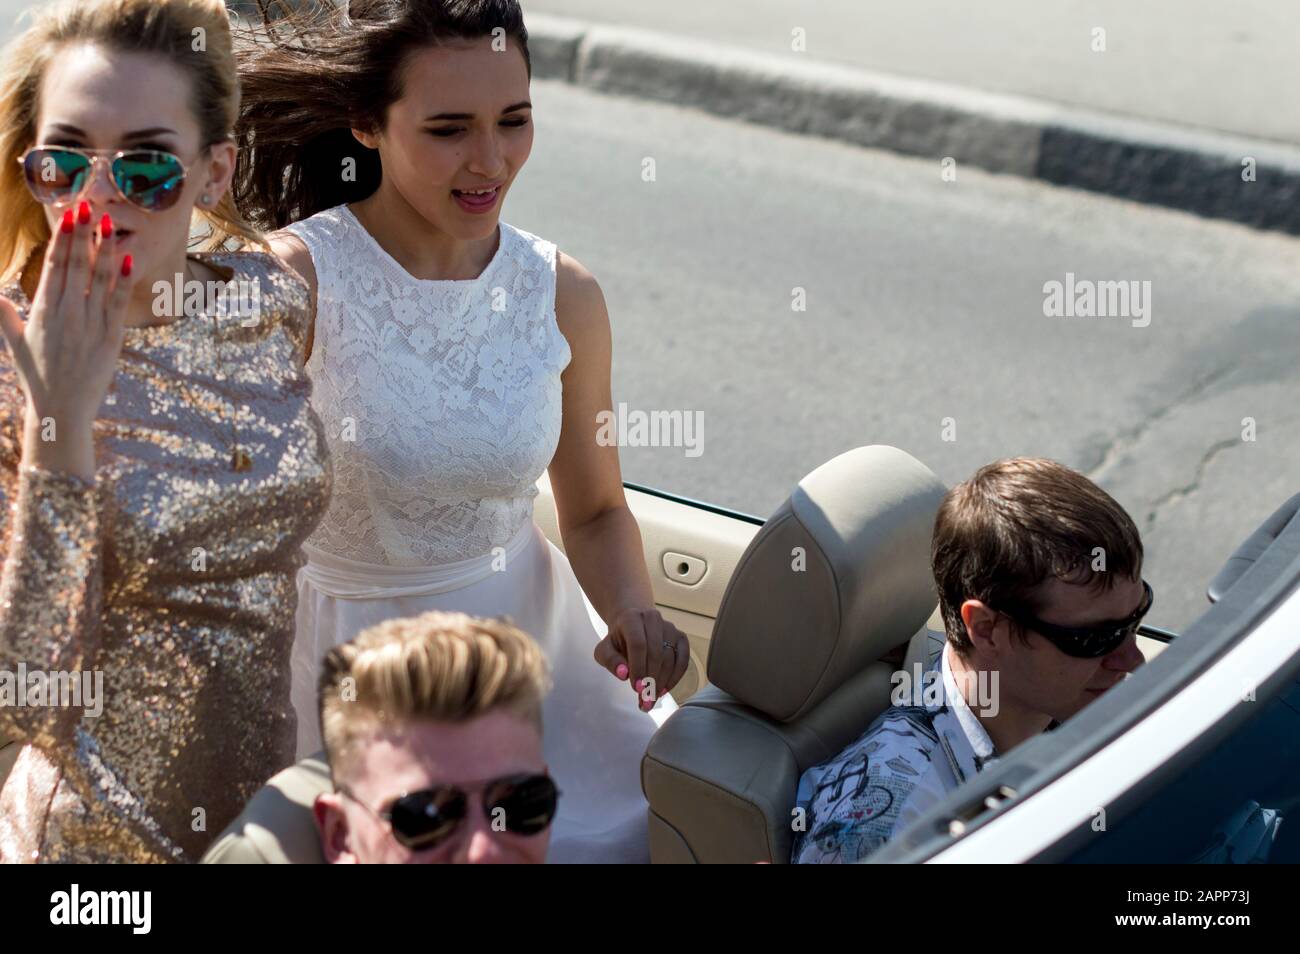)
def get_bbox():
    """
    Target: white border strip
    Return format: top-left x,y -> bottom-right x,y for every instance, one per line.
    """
931,585 -> 1300,863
